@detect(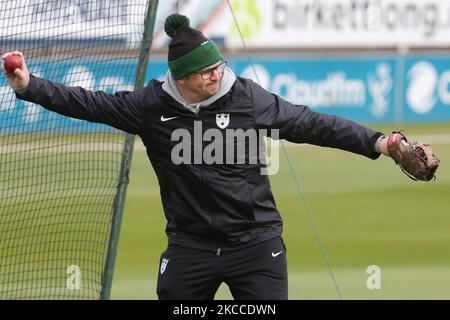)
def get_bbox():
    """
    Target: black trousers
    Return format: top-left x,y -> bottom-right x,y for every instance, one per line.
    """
156,236 -> 288,300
